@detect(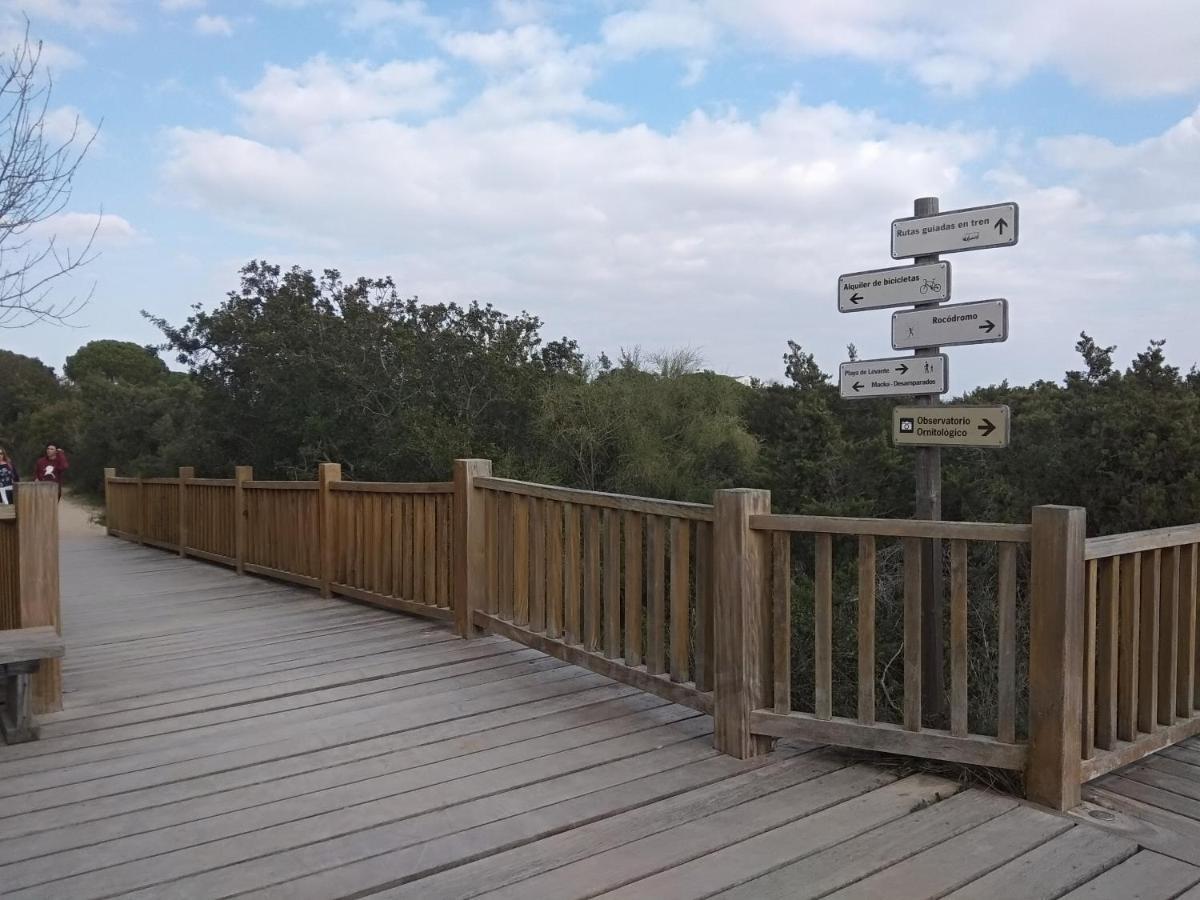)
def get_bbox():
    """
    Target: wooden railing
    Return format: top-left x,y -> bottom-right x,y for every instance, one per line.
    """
103,464 -> 454,620
108,462 -> 1200,811
1080,524 -> 1200,784
466,471 -> 715,714
0,483 -> 62,712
